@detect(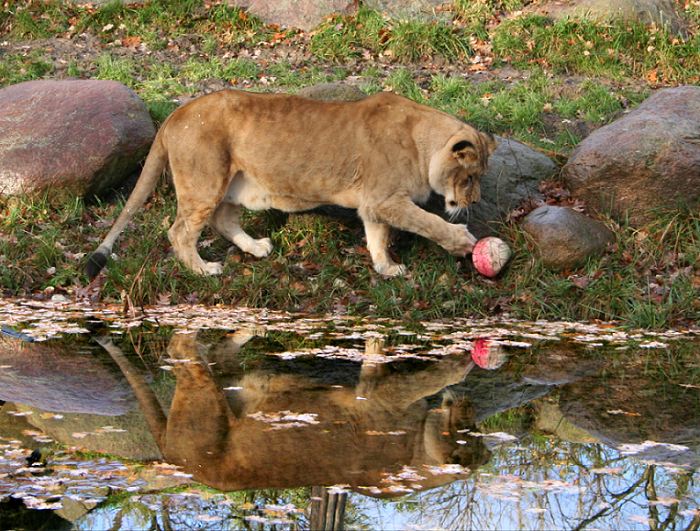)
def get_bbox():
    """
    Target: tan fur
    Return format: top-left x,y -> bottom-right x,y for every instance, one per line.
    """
91,90 -> 497,277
